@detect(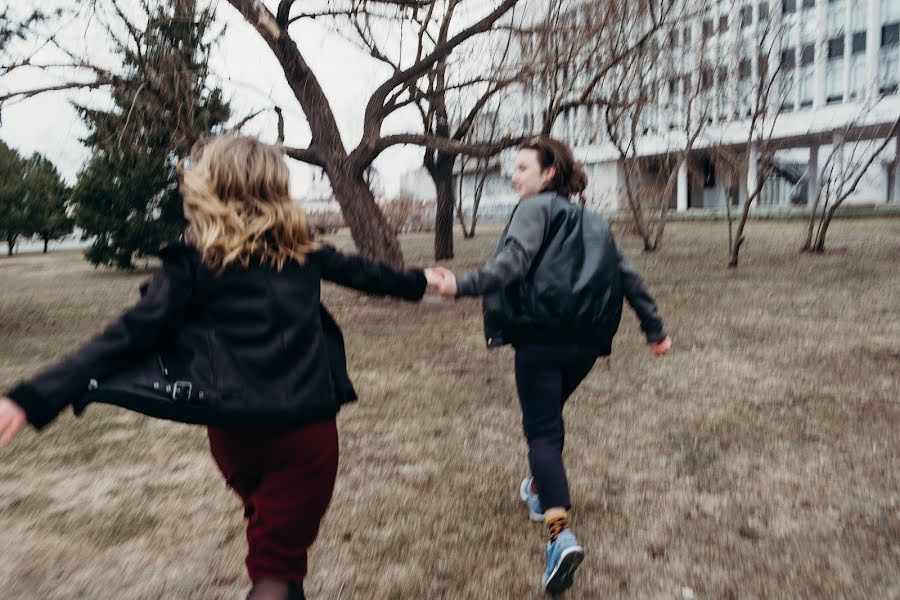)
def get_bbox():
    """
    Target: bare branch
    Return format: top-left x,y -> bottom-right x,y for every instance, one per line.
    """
275,106 -> 285,143
0,77 -> 119,106
283,144 -> 324,167
361,0 -> 519,146
226,108 -> 266,133
374,132 -> 525,159
276,0 -> 295,26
